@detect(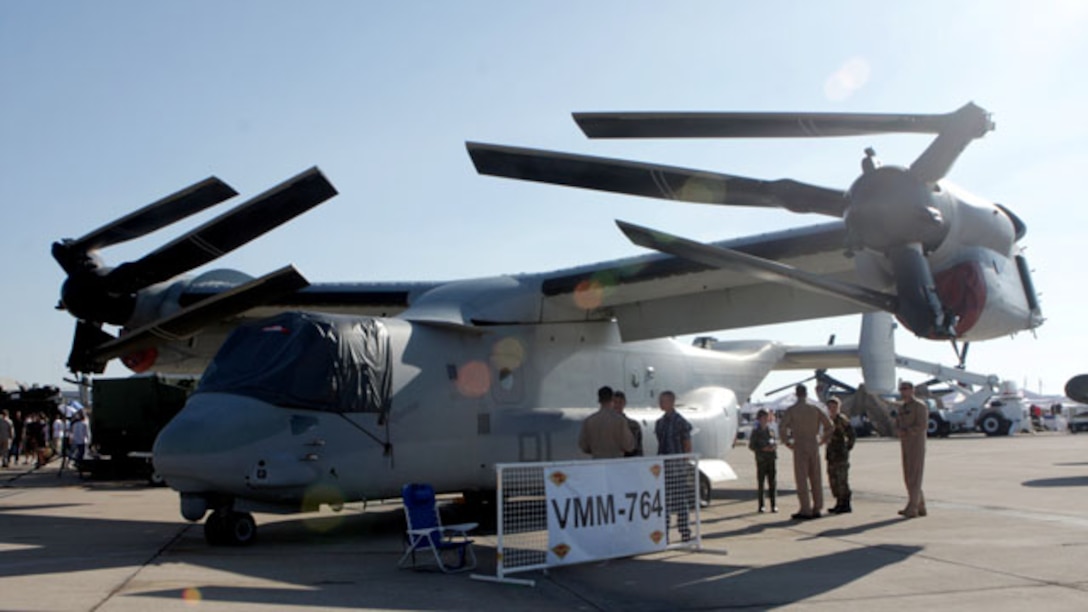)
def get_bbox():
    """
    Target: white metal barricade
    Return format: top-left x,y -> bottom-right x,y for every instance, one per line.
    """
472,454 -> 700,586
